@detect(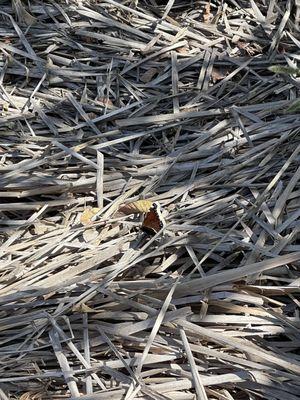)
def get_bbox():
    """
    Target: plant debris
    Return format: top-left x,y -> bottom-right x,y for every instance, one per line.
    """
0,1 -> 300,399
